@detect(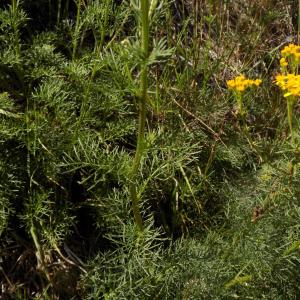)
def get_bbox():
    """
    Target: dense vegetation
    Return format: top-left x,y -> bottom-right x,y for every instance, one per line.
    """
0,0 -> 300,299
